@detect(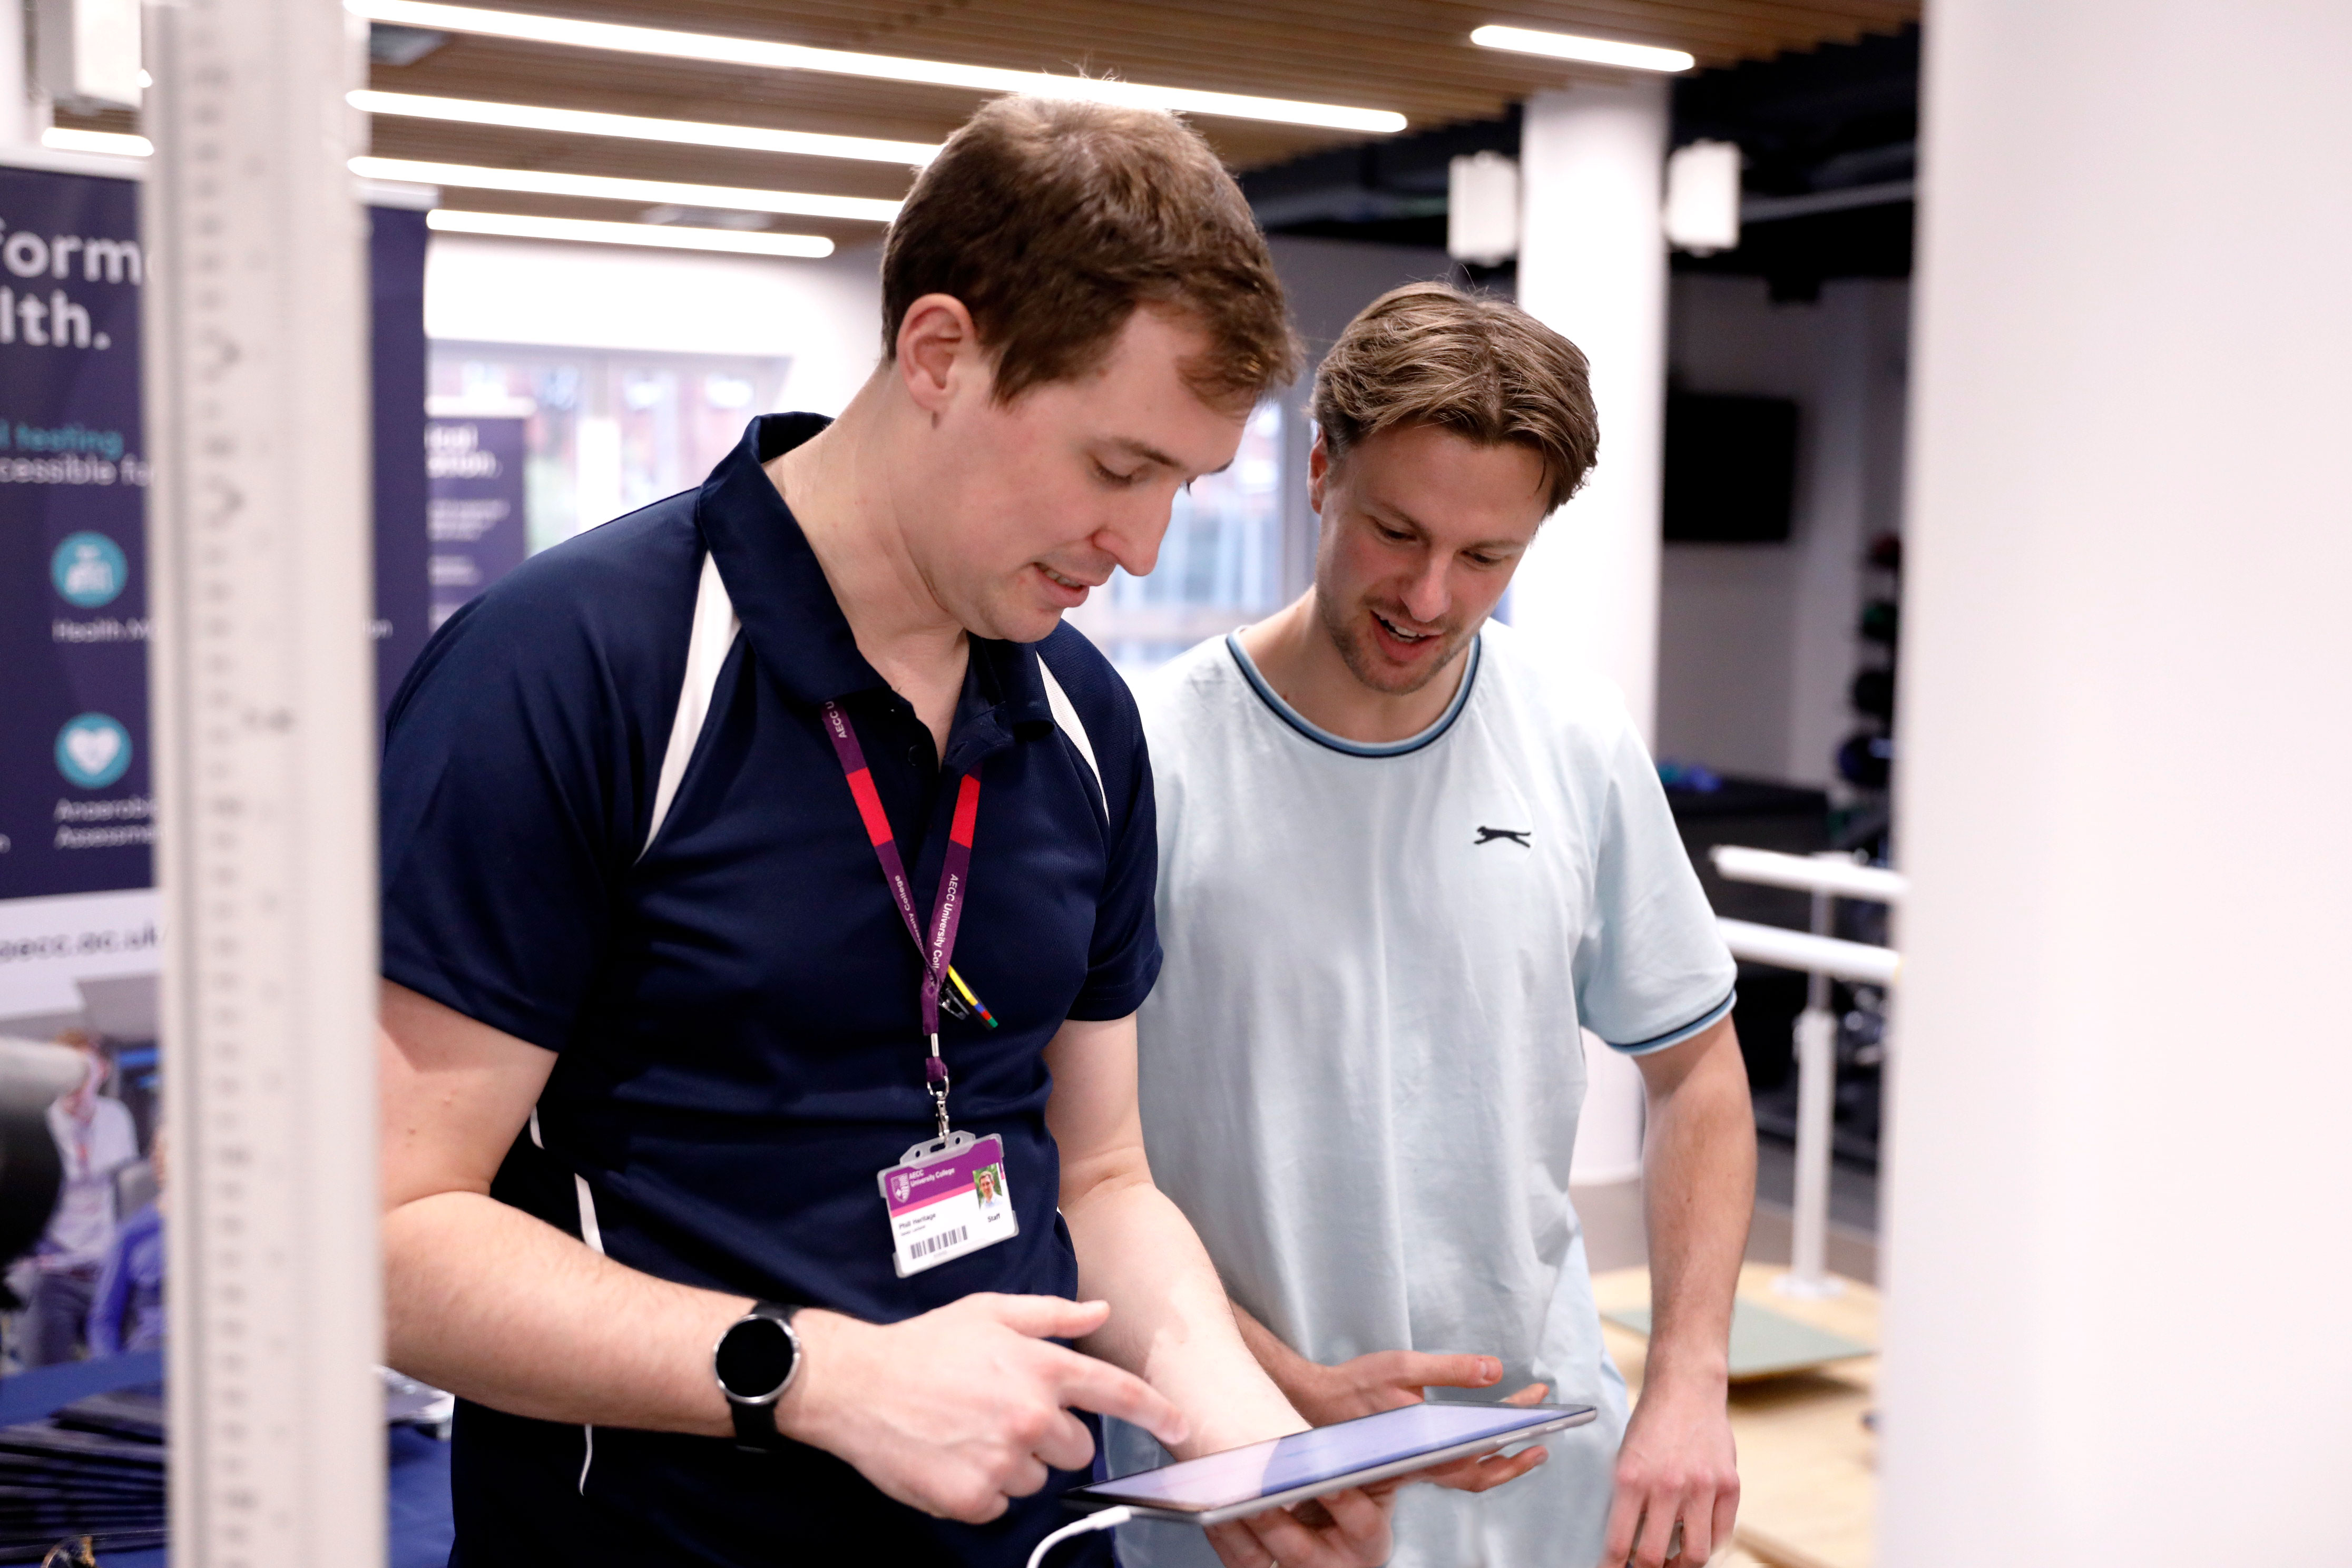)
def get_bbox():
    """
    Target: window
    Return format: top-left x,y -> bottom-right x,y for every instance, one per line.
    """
422,352 -> 1307,663
1065,401 -> 1298,676
424,345 -> 792,622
